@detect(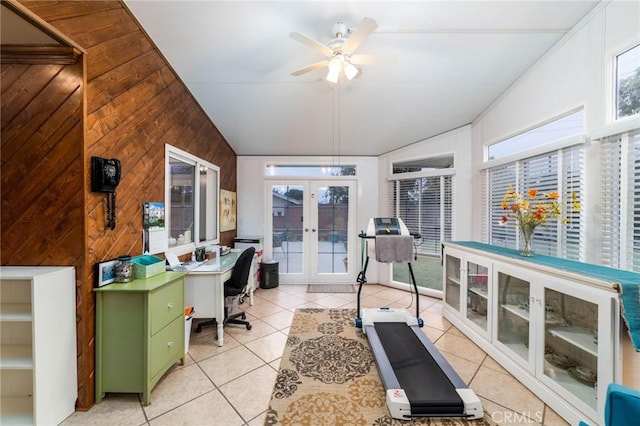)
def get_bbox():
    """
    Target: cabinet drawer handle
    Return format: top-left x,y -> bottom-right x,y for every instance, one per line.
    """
167,341 -> 174,347
167,302 -> 174,309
